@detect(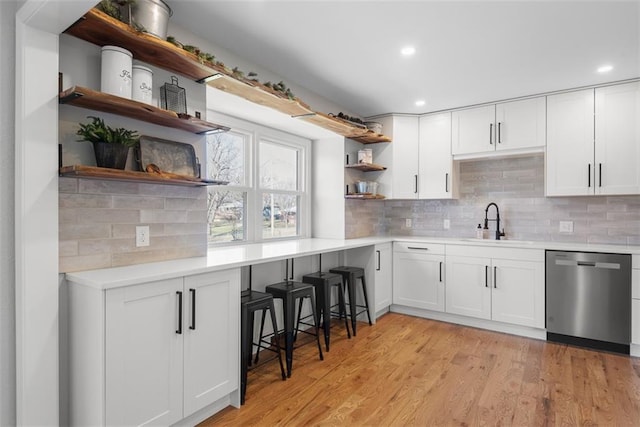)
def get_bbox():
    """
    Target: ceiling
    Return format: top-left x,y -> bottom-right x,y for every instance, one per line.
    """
168,1 -> 640,118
